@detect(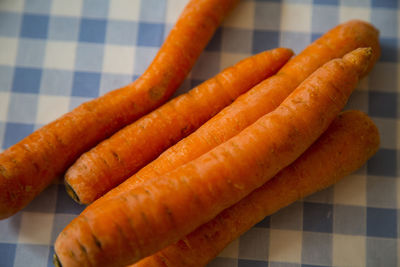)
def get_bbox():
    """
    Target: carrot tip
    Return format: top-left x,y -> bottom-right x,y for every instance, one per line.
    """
53,254 -> 62,267
64,180 -> 81,204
